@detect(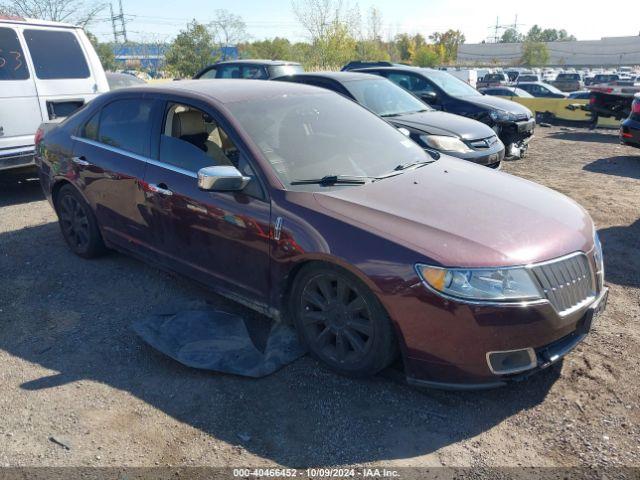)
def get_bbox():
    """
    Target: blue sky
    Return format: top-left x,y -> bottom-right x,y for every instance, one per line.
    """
91,0 -> 640,44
